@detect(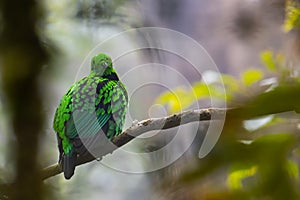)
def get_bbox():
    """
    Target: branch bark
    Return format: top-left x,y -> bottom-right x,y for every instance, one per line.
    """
41,108 -> 226,180
41,84 -> 300,180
